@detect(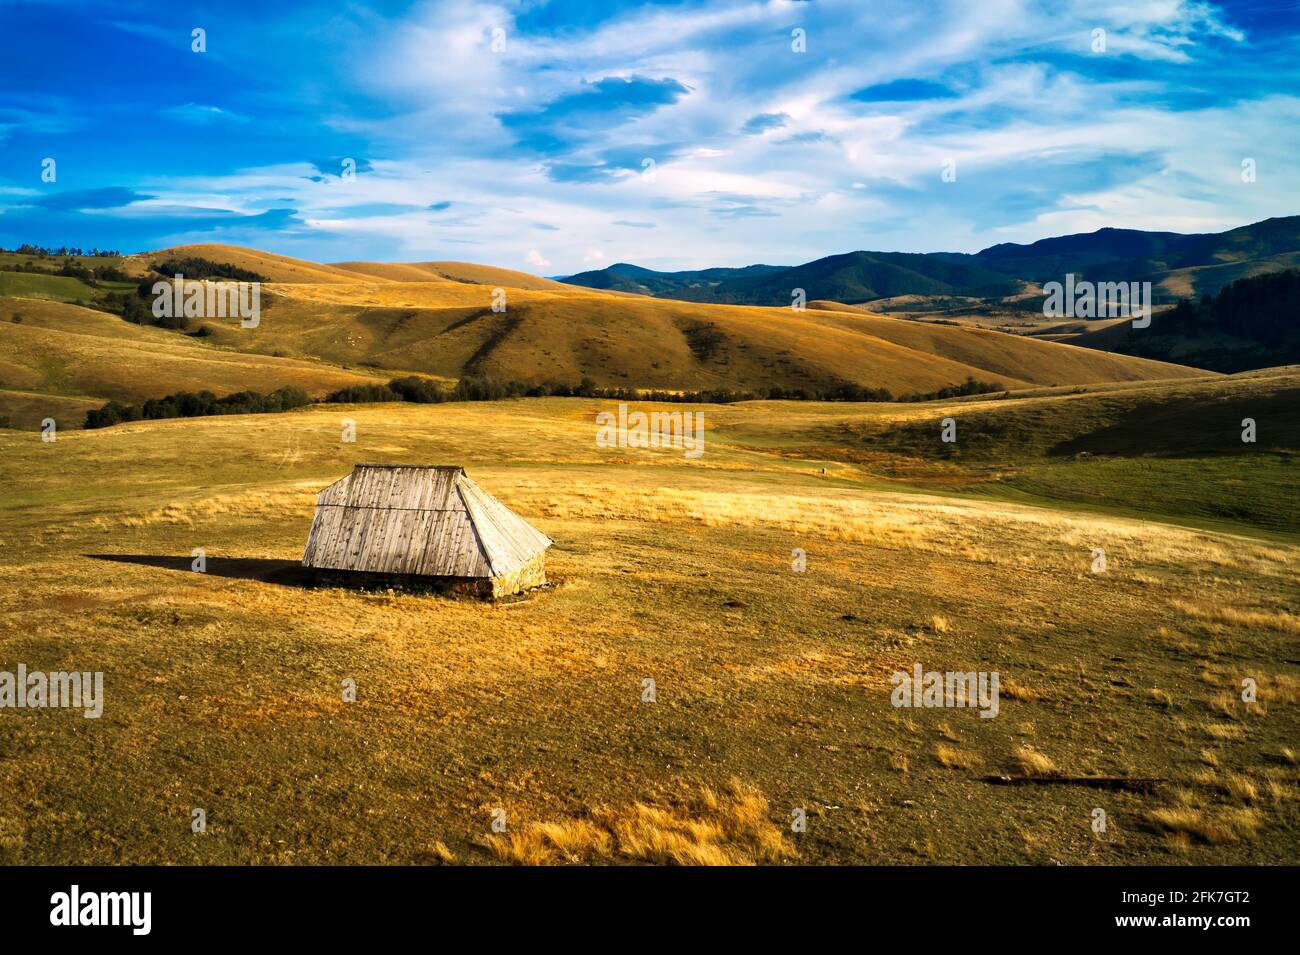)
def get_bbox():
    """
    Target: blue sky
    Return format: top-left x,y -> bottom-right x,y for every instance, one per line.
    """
1,0 -> 1297,272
